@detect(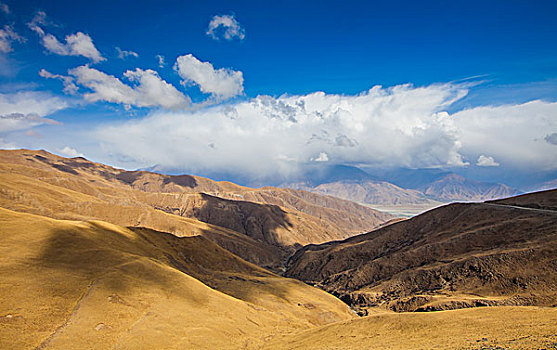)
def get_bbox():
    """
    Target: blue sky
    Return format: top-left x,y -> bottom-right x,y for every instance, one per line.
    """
0,0 -> 556,188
